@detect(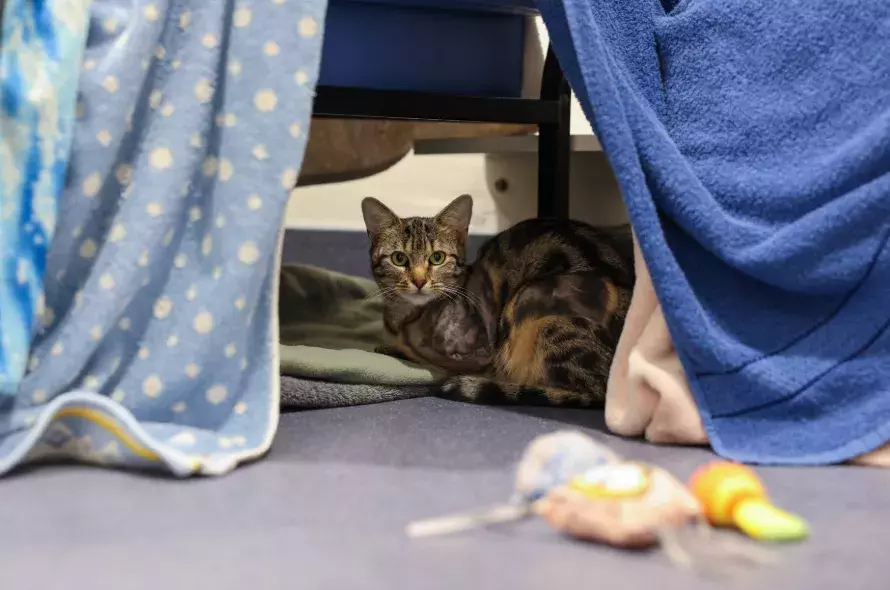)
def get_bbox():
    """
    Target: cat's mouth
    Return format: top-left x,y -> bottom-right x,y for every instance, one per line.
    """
400,289 -> 440,305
